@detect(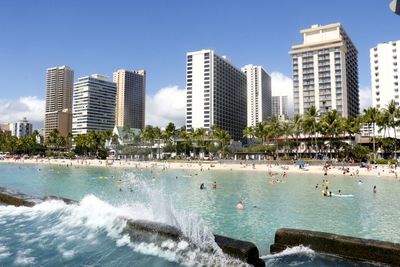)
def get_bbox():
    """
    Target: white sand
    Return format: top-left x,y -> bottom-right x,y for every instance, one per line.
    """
1,158 -> 398,180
